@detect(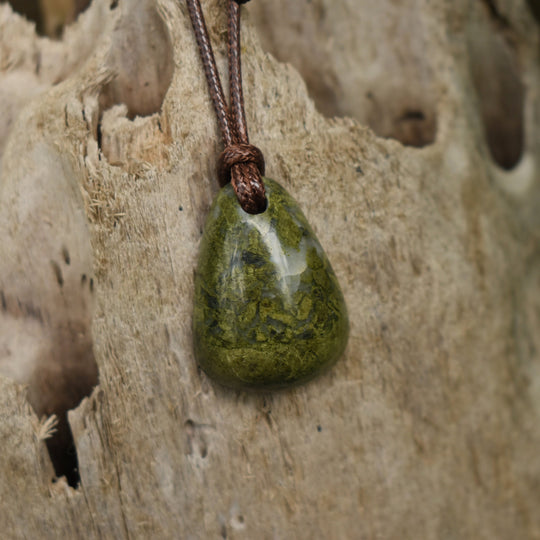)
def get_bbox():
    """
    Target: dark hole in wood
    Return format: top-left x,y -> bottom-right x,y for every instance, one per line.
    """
389,108 -> 436,148
251,4 -> 437,149
51,260 -> 64,287
26,316 -> 99,489
98,1 -> 174,120
5,0 -> 40,31
96,120 -> 103,154
469,7 -> 525,170
62,246 -> 71,265
6,0 -> 92,39
47,413 -> 81,488
527,0 -> 540,23
481,0 -> 511,29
